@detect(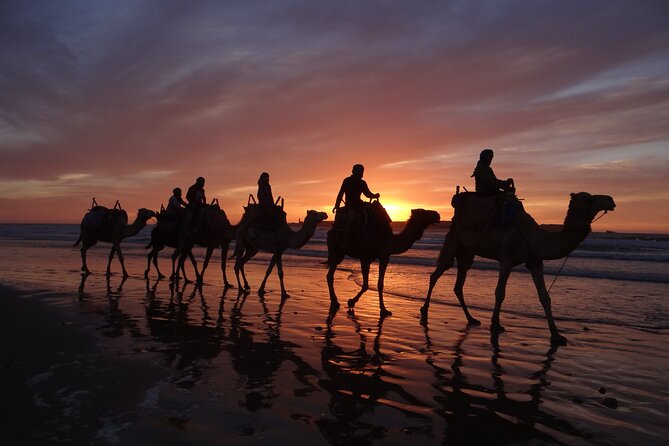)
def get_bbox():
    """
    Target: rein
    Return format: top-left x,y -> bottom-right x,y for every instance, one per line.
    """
547,210 -> 608,293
